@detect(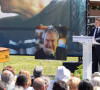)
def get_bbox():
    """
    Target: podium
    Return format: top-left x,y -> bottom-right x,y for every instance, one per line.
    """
73,36 -> 100,80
